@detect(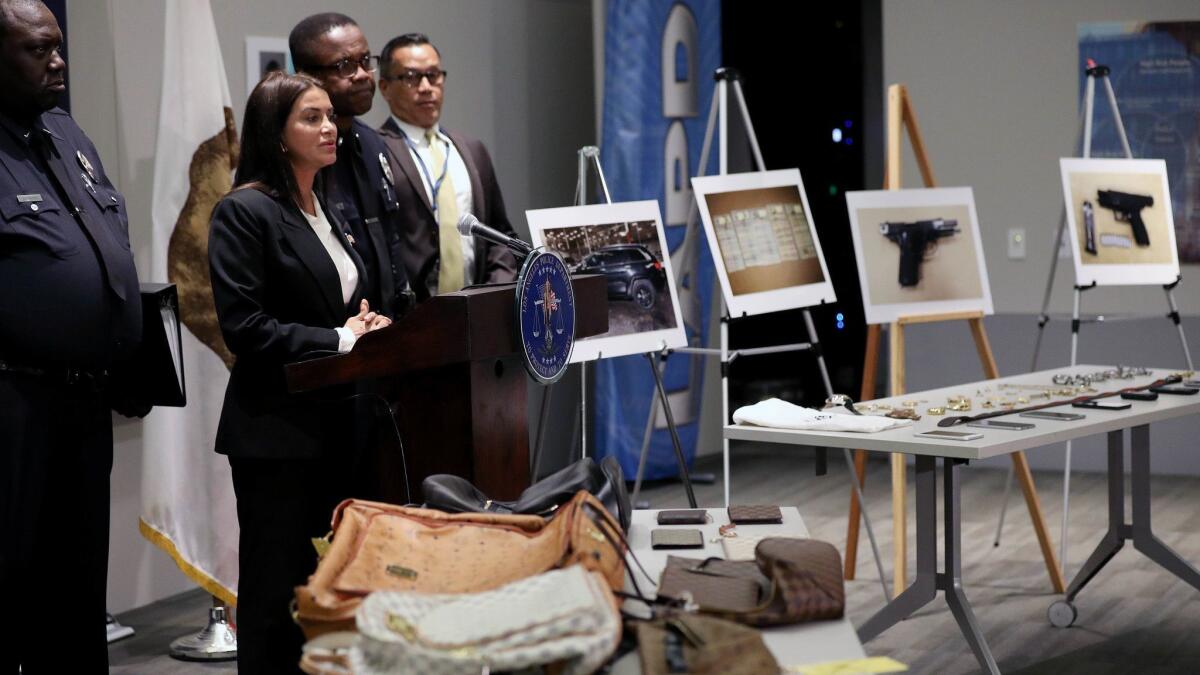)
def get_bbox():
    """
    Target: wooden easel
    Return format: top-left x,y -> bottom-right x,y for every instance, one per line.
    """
842,84 -> 1066,597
